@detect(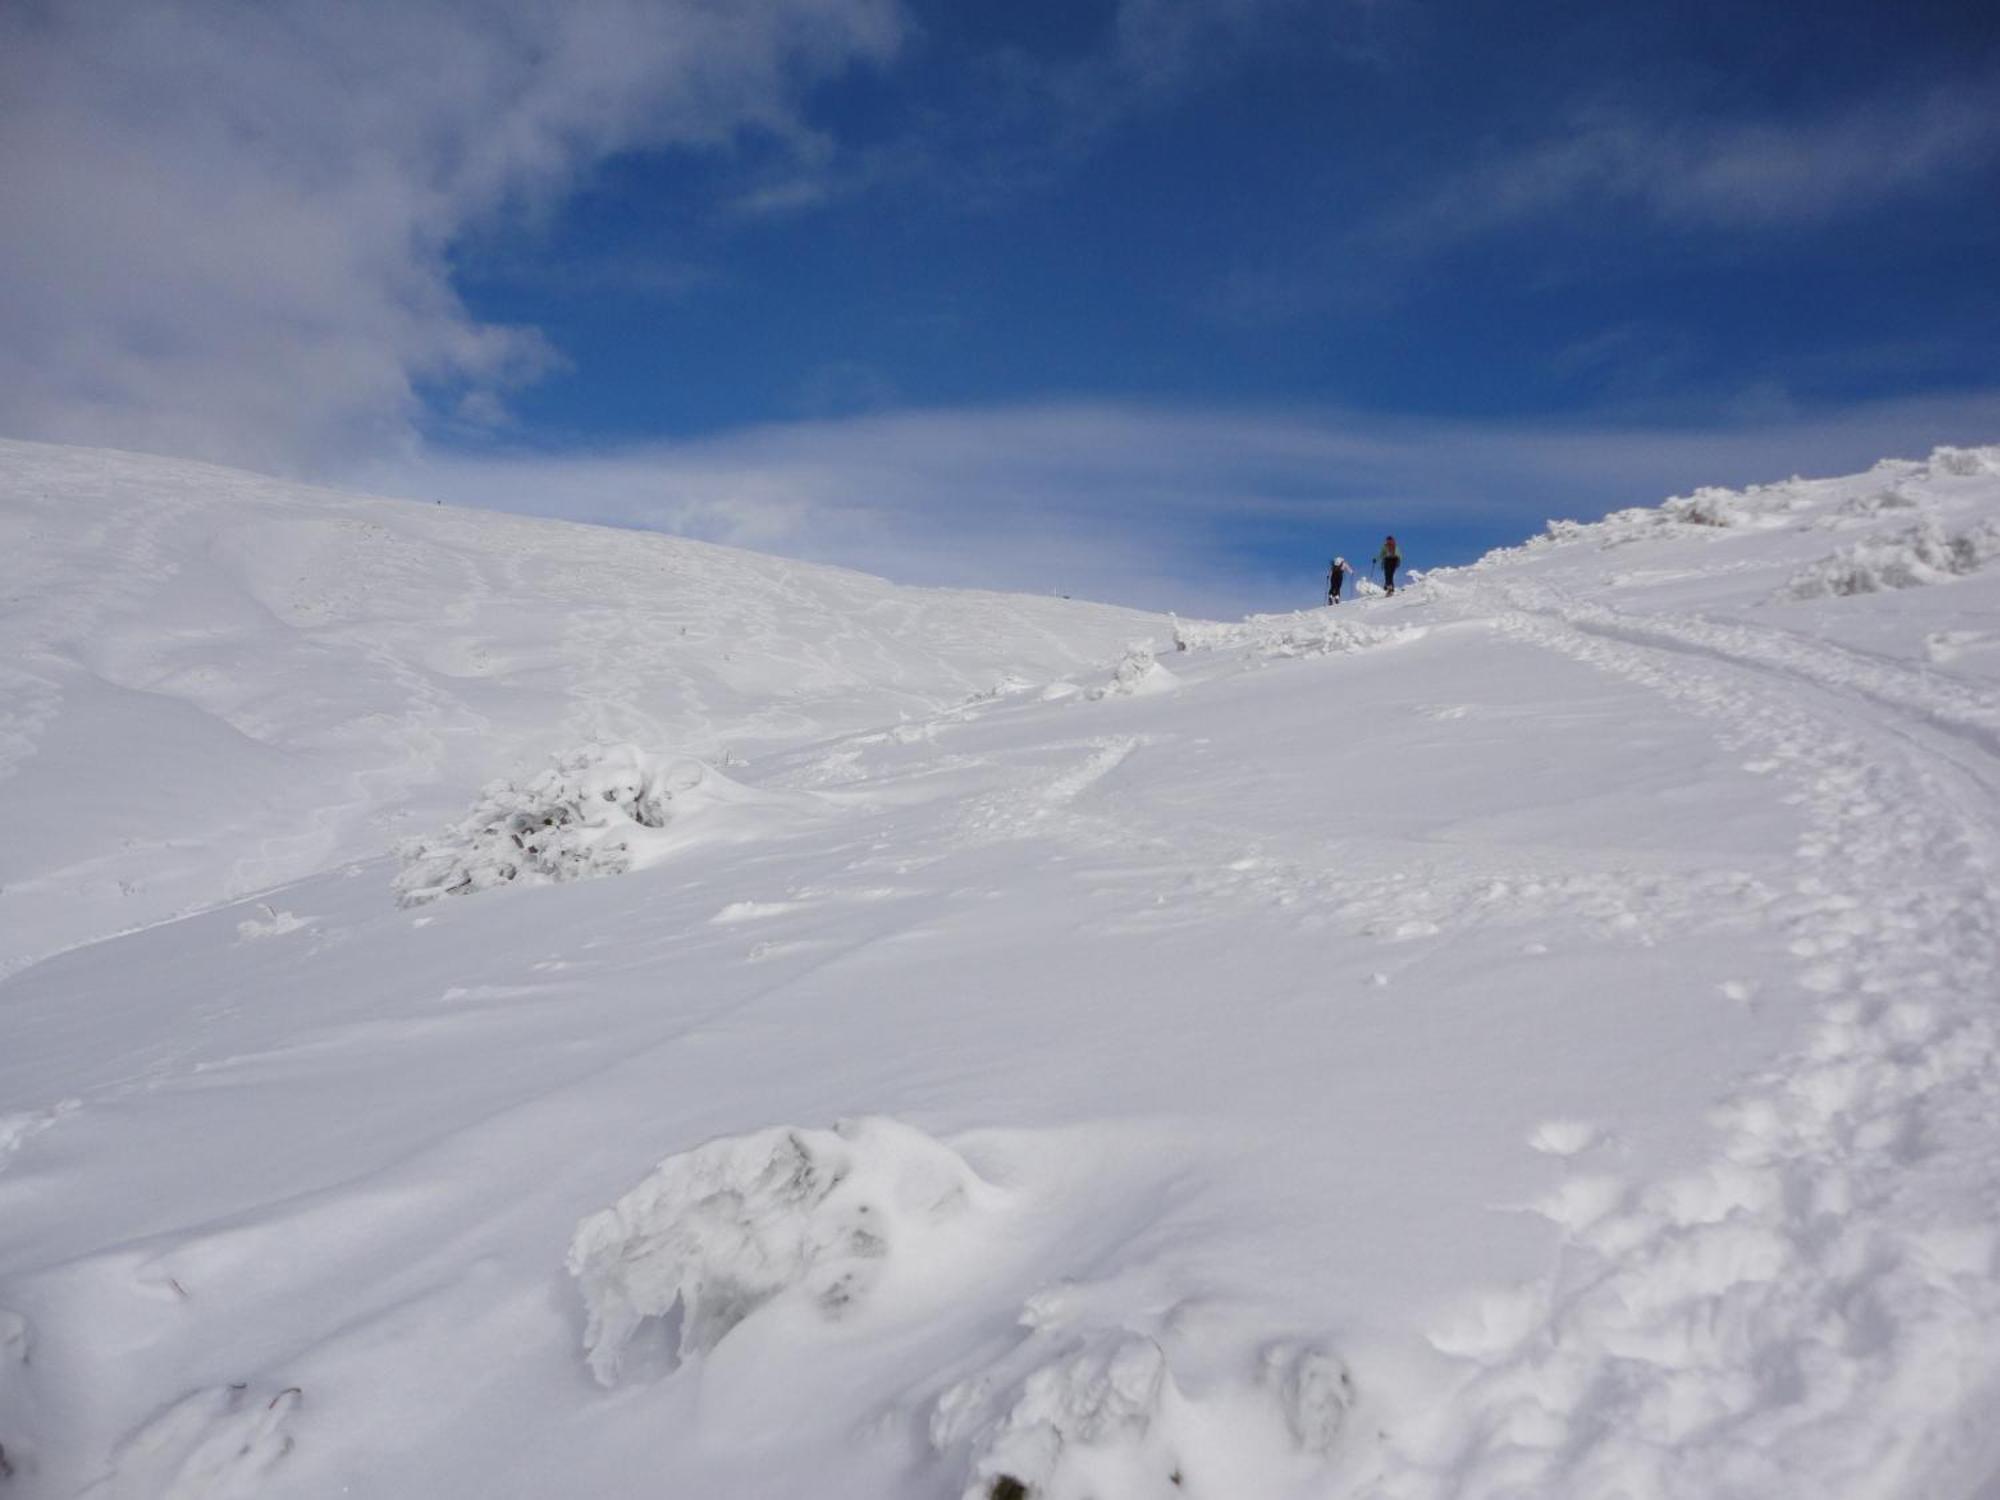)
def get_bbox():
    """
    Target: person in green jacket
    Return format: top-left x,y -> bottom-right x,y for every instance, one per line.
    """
1374,535 -> 1401,595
